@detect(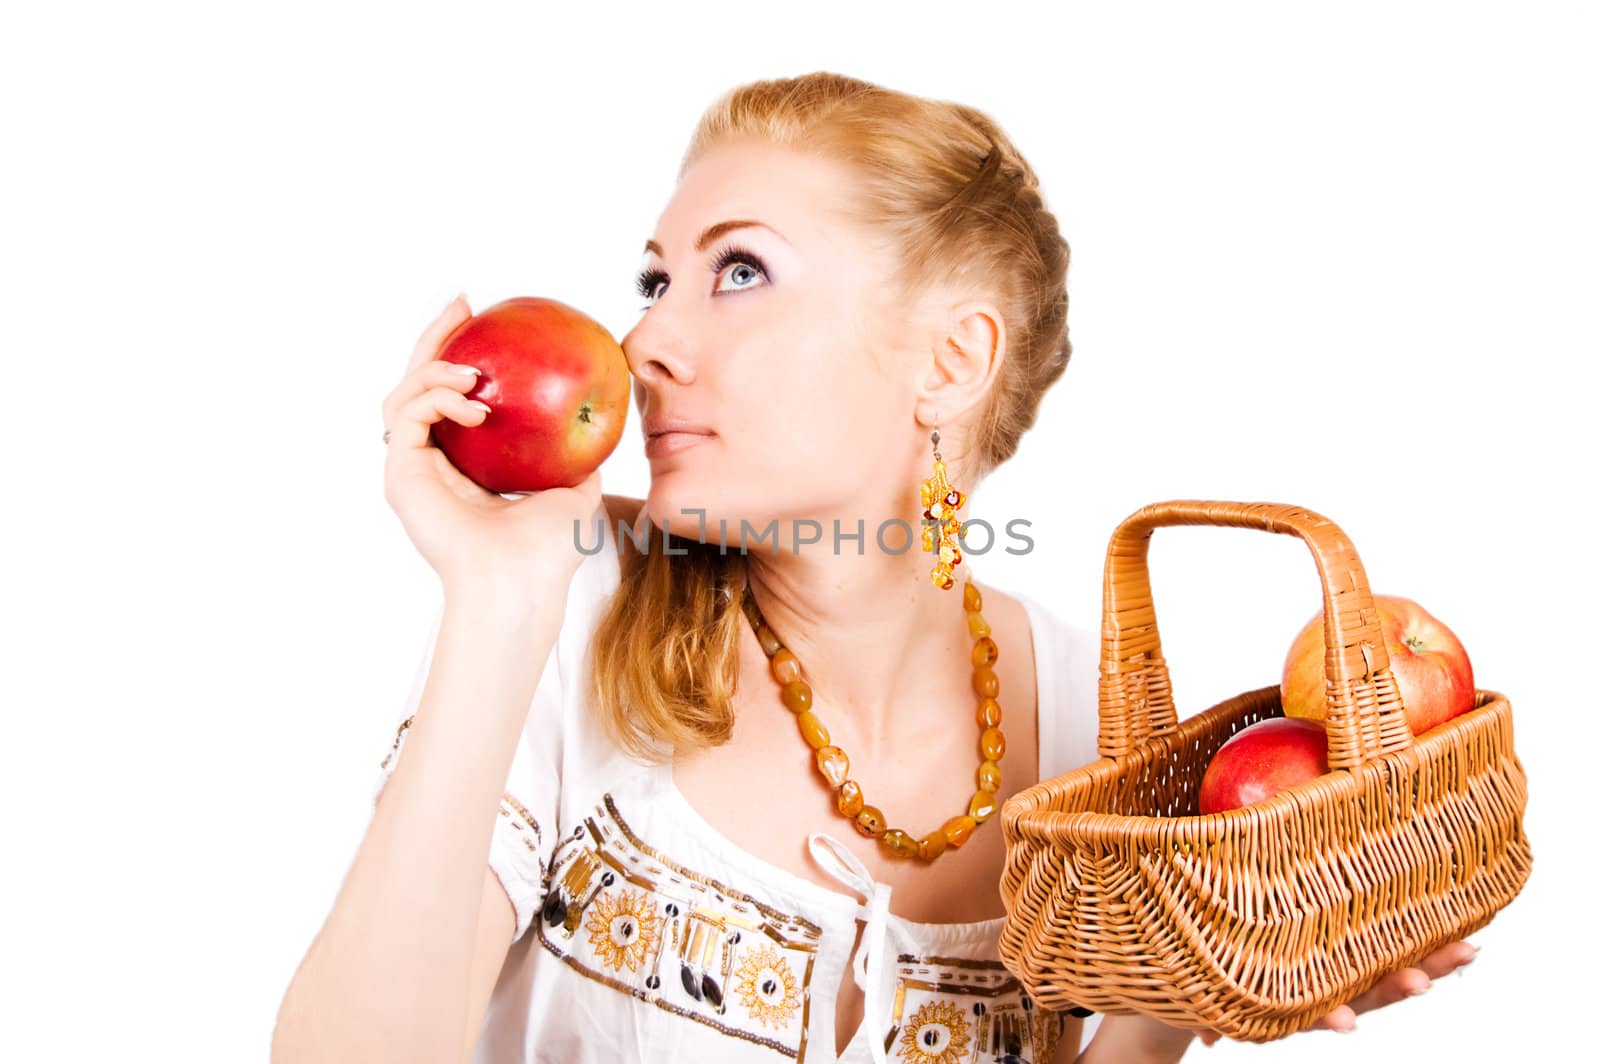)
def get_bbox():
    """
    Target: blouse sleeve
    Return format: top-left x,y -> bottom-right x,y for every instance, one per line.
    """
1026,595 -> 1107,1049
368,601 -> 565,944
1054,613 -> 1104,773
1025,591 -> 1104,779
